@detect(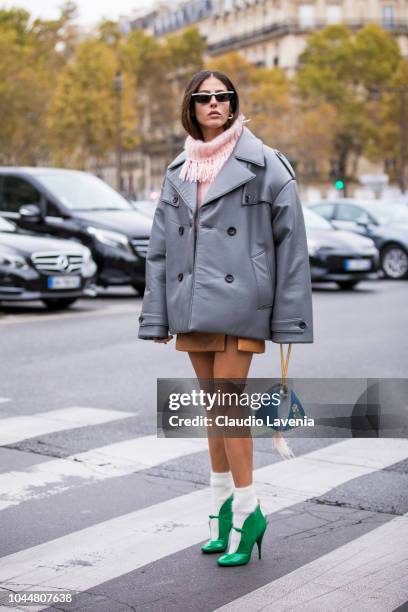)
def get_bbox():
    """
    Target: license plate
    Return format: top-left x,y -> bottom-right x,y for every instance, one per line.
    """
47,276 -> 81,289
344,259 -> 371,271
